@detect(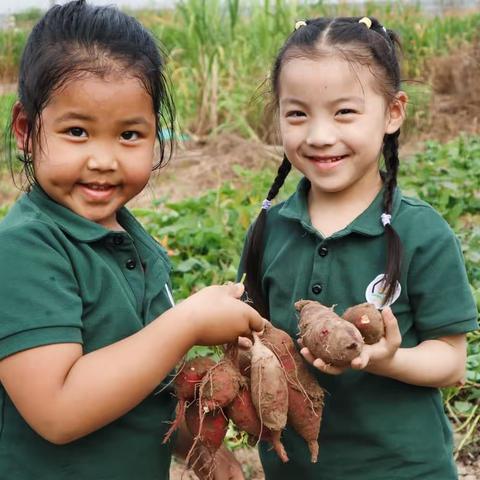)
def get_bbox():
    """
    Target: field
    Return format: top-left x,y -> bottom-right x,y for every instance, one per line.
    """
0,1 -> 479,478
